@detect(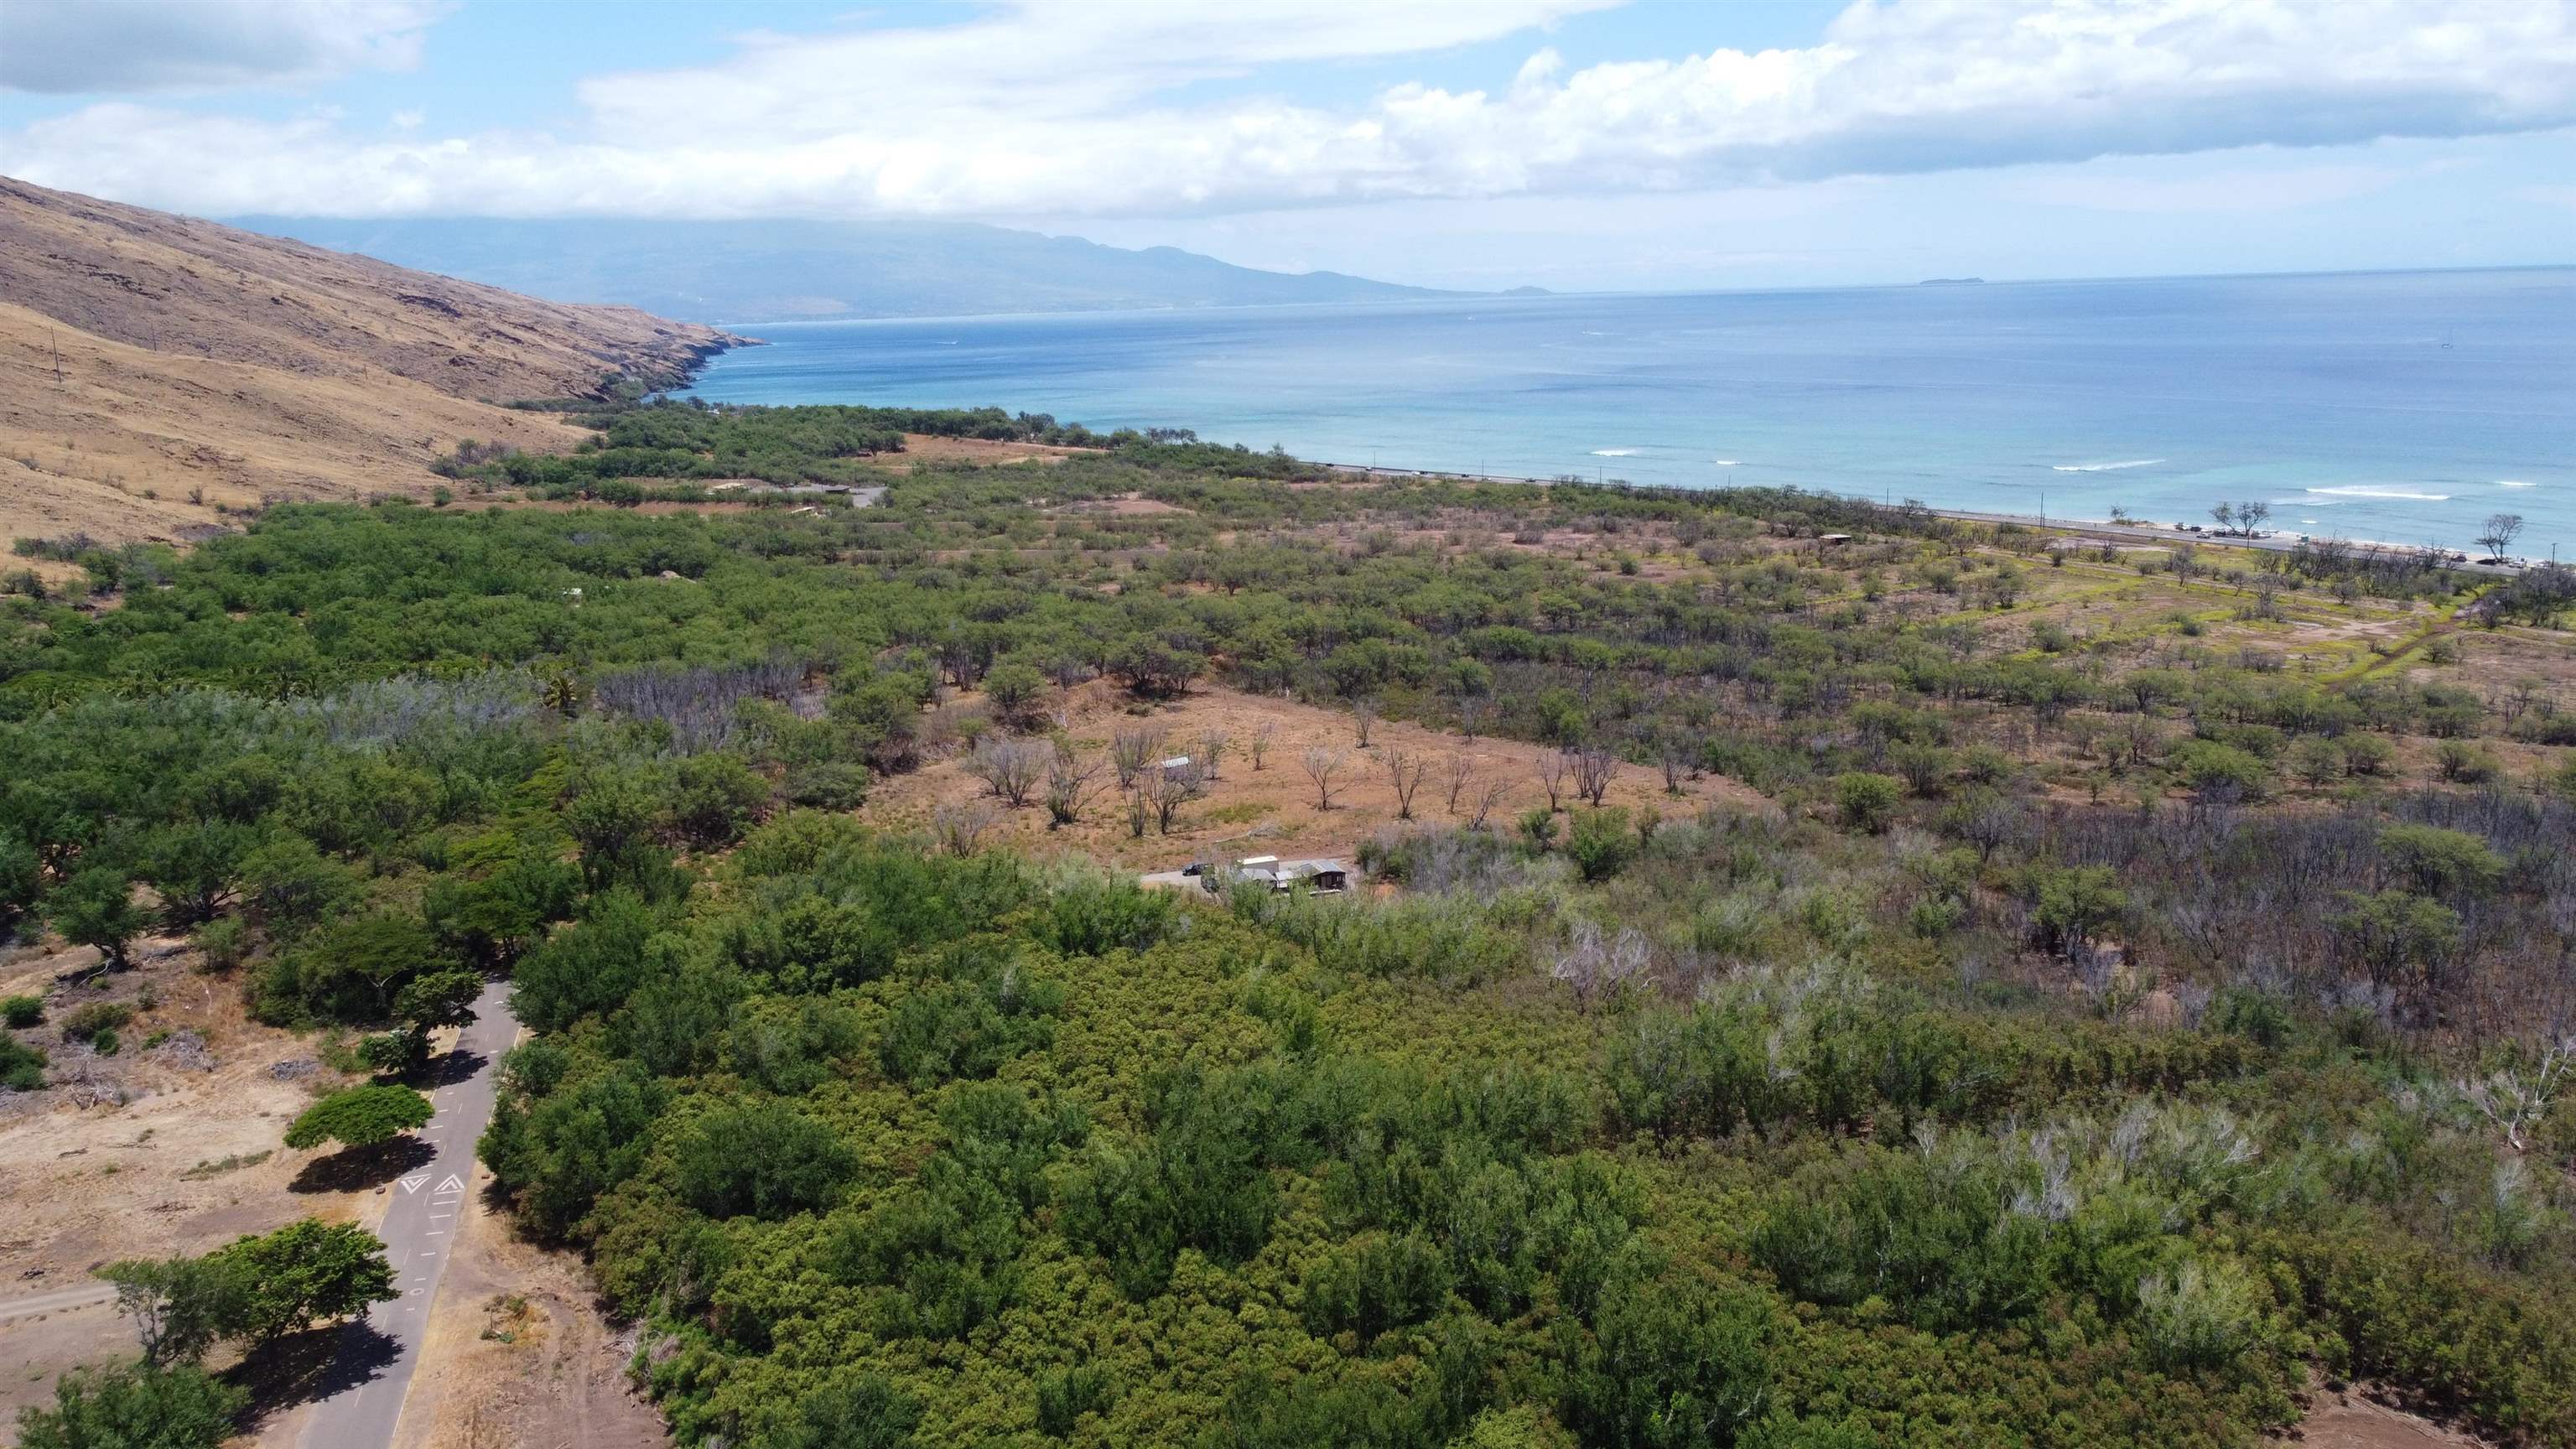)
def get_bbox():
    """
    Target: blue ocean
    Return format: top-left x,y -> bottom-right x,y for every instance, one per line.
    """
684,267 -> 2576,555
